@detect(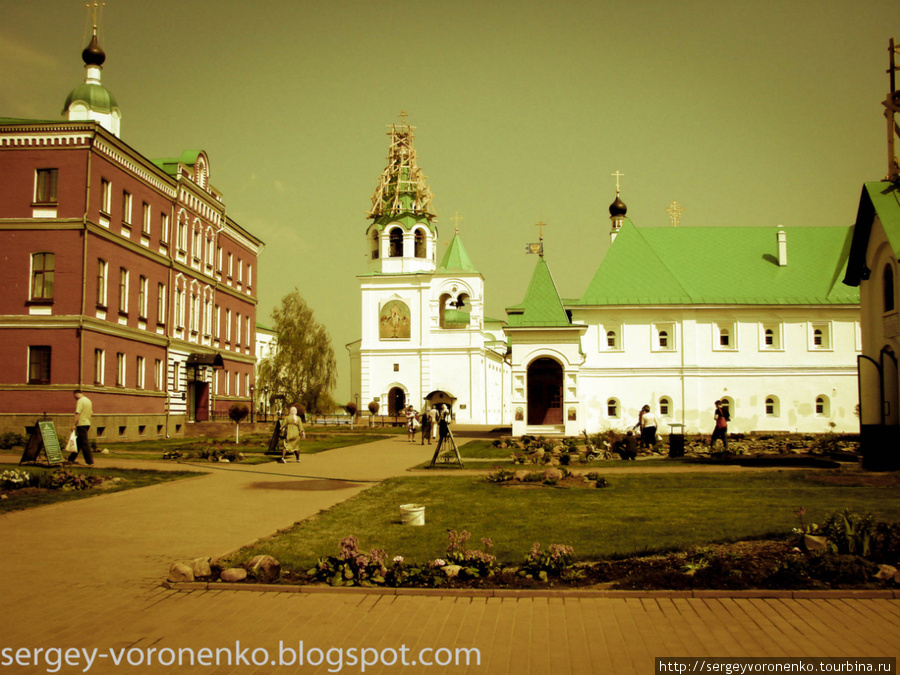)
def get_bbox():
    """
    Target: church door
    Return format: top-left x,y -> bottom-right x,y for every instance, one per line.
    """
388,388 -> 406,416
527,358 -> 563,425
